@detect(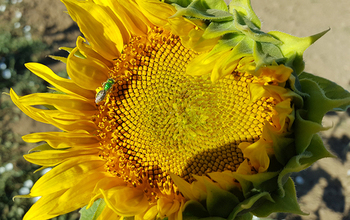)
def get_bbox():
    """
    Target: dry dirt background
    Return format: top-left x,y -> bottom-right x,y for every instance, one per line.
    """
3,0 -> 350,219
